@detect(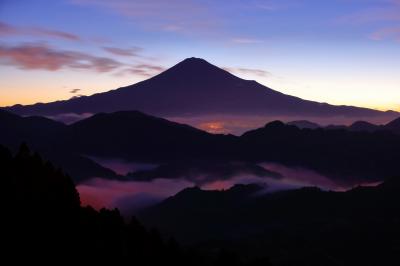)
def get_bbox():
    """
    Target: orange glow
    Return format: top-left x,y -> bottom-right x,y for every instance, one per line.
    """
199,121 -> 226,133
